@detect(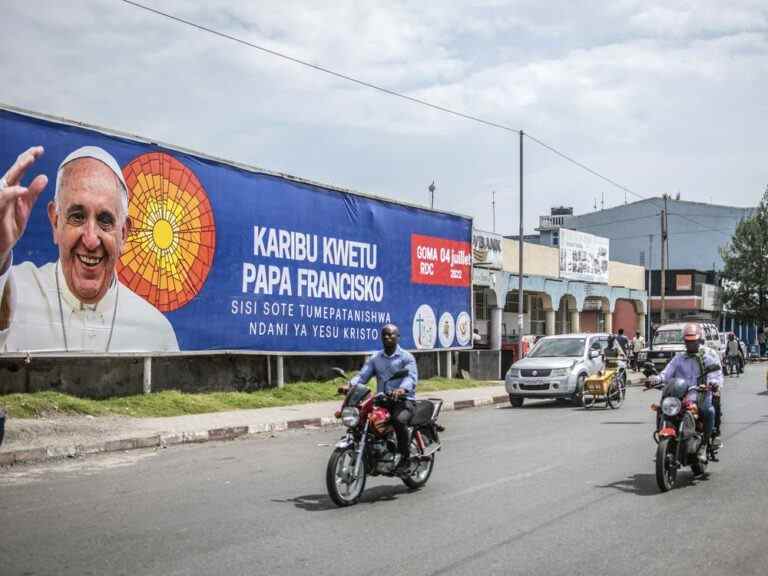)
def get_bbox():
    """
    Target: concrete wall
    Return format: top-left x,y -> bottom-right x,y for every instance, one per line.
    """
458,350 -> 501,380
0,352 -> 443,399
503,239 -> 559,278
609,261 -> 645,291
